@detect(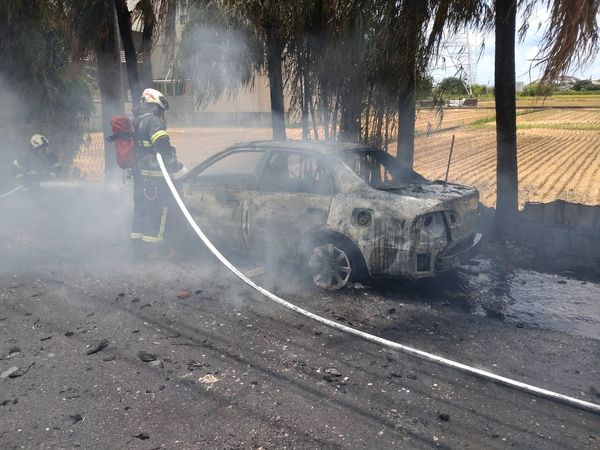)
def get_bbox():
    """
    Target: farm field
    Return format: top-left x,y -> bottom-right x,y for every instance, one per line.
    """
410,126 -> 600,207
478,94 -> 600,108
73,107 -> 600,208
